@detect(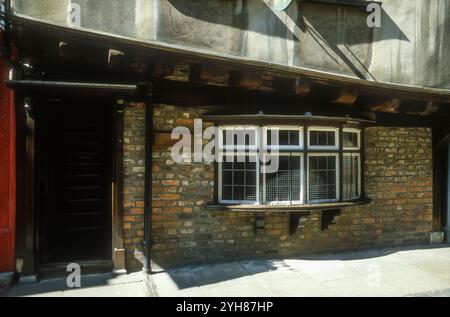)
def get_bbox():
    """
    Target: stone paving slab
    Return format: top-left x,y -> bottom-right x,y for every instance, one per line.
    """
152,245 -> 450,297
3,246 -> 450,297
1,272 -> 147,297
